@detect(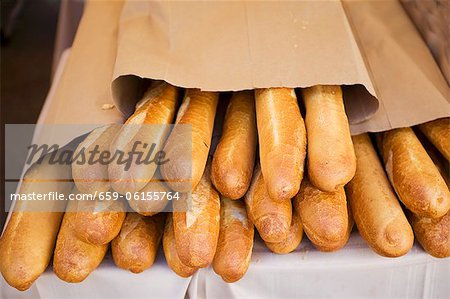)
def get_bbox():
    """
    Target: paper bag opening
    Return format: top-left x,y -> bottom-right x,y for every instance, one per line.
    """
112,0 -> 378,125
111,0 -> 449,134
